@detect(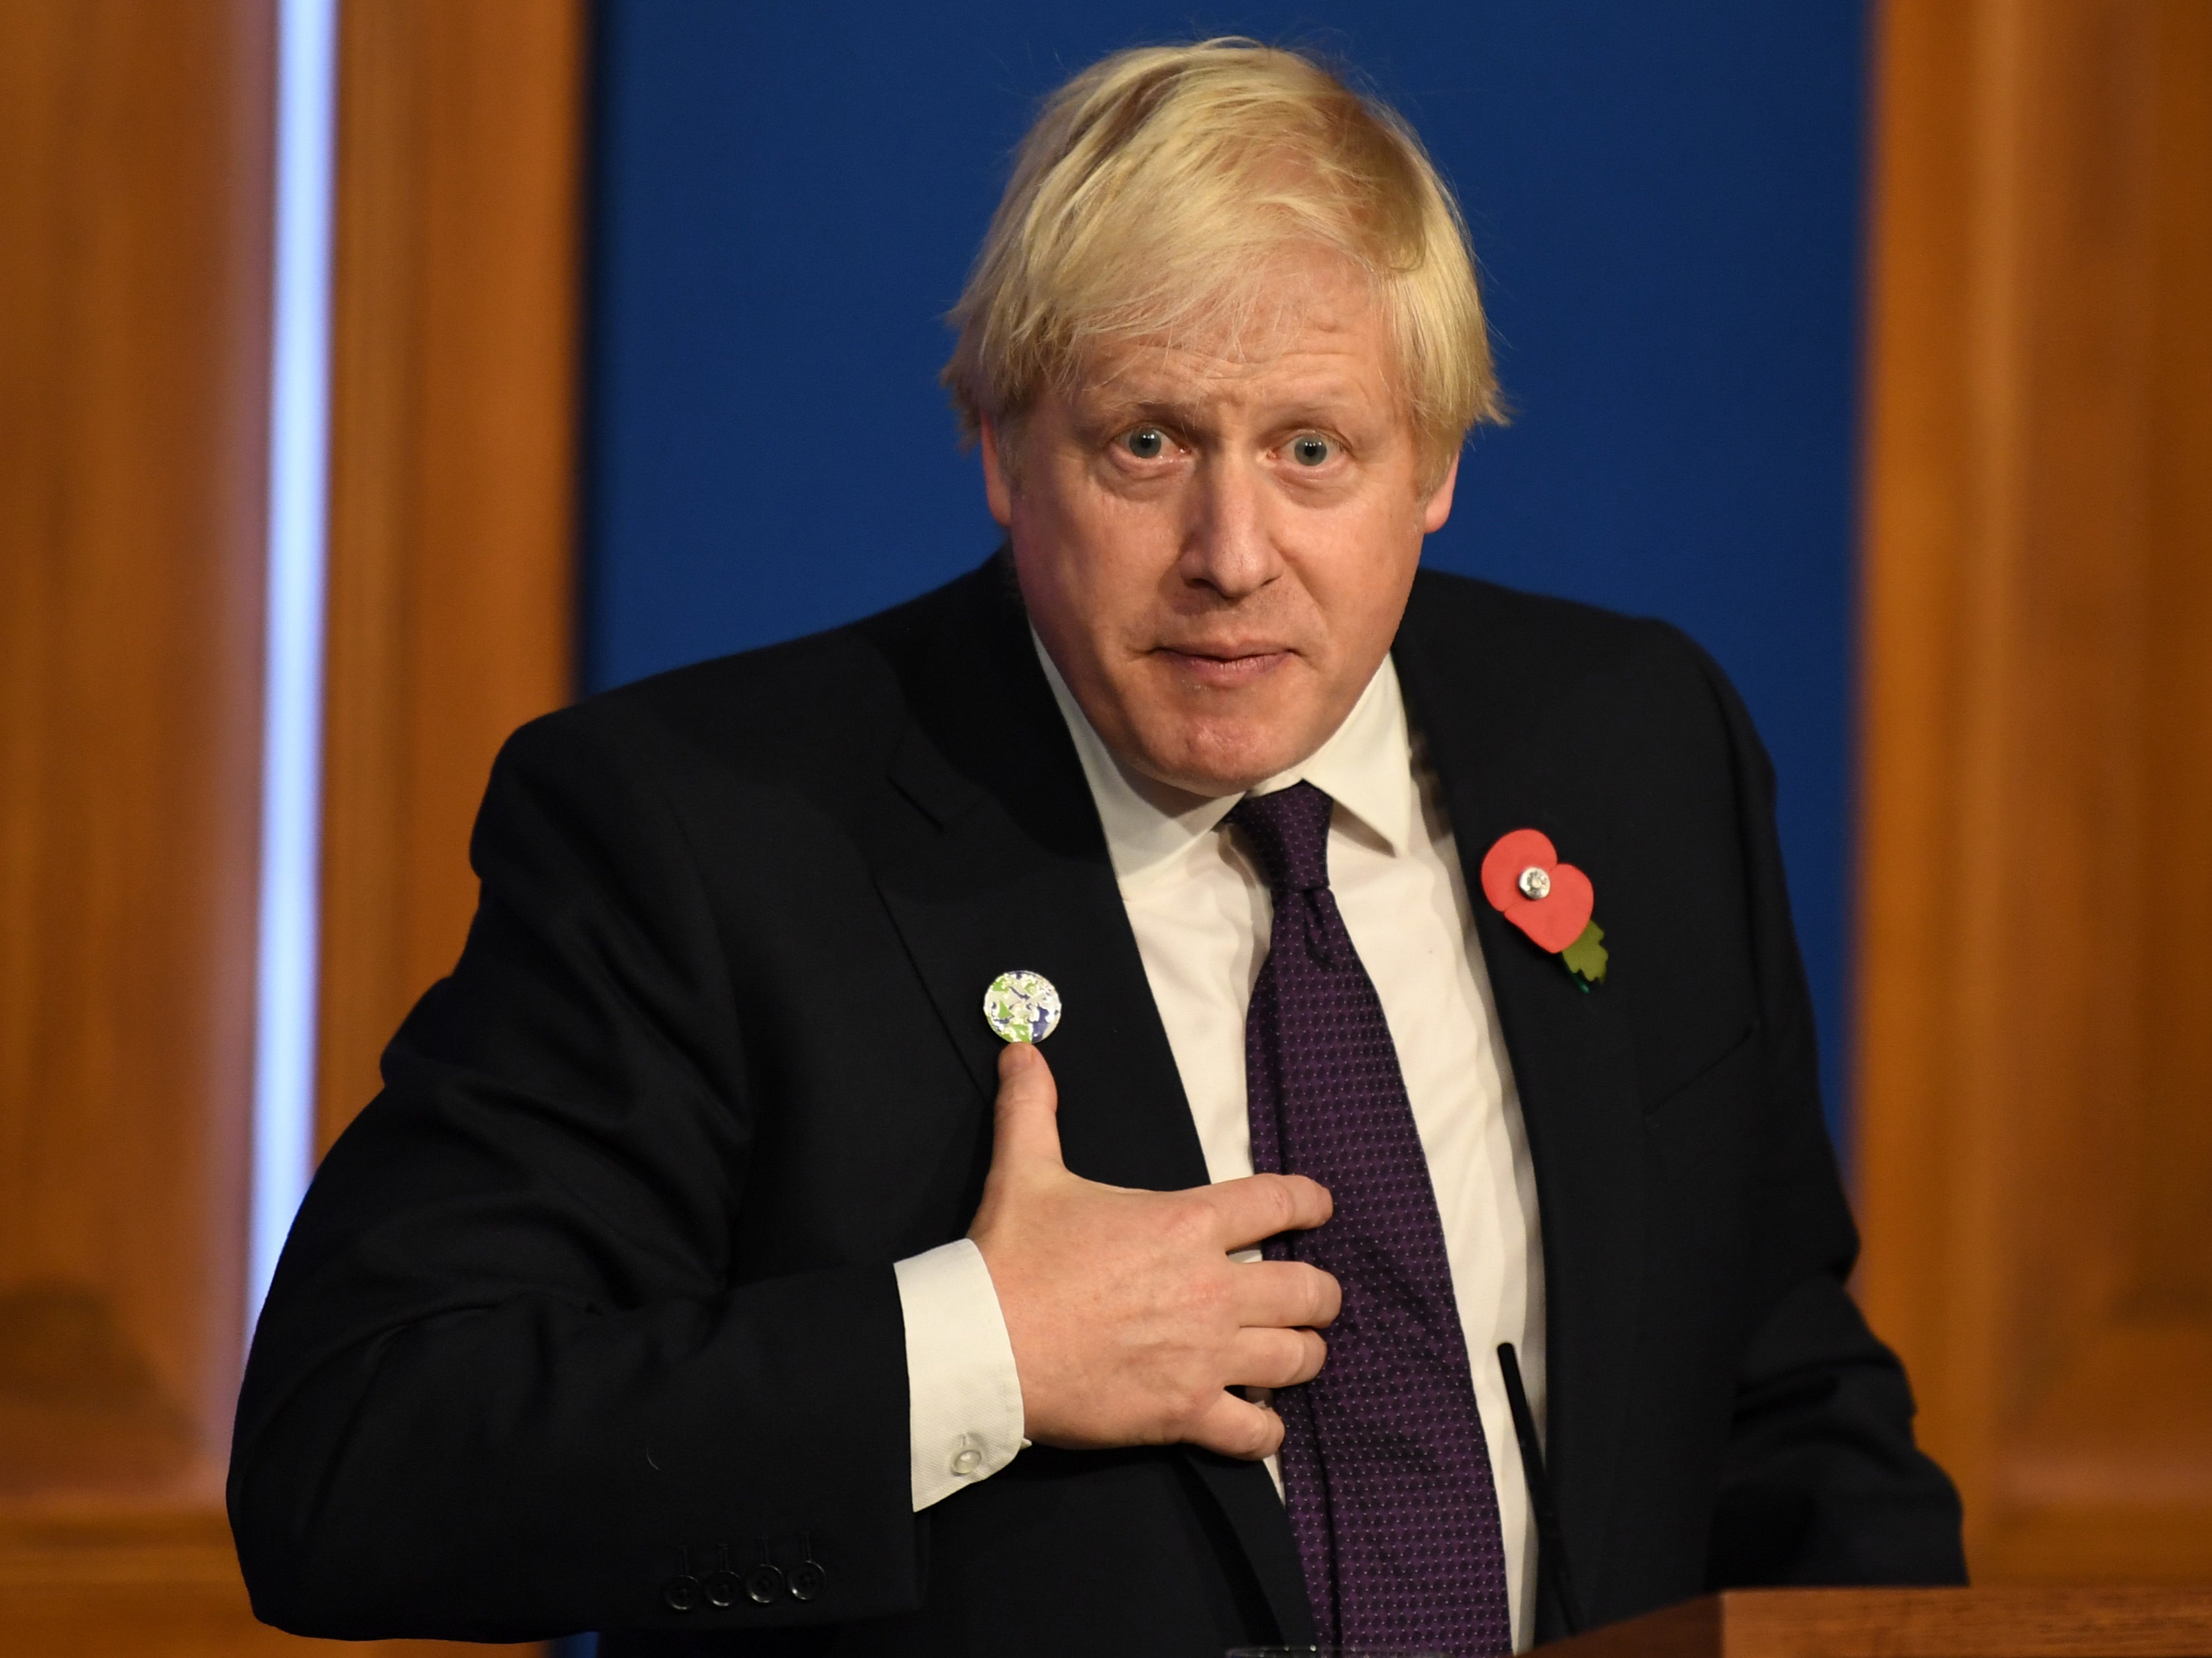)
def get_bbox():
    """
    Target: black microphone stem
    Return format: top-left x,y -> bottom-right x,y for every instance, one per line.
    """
1499,1342 -> 1583,1638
